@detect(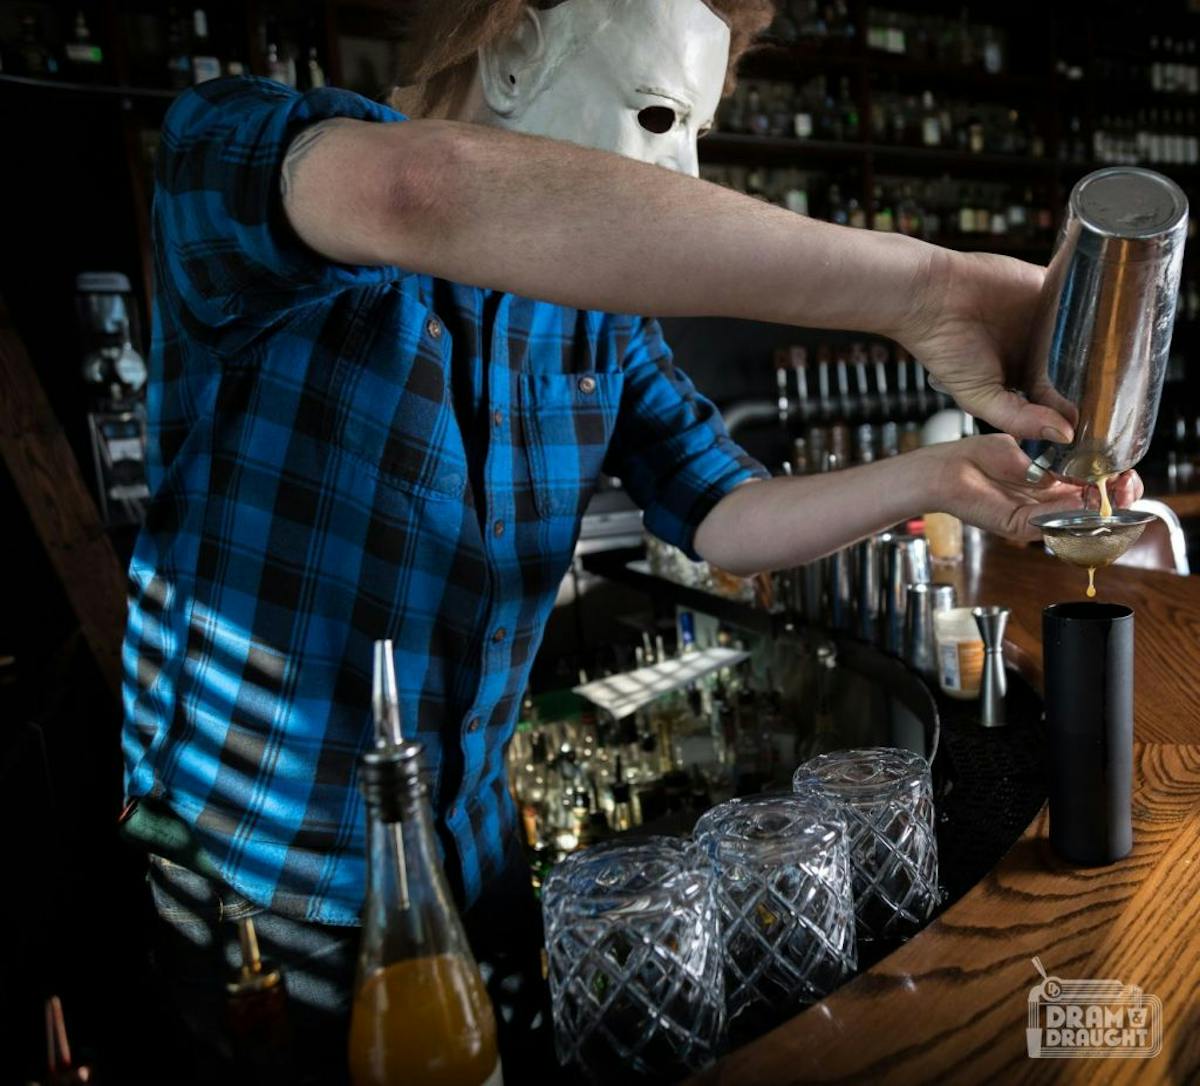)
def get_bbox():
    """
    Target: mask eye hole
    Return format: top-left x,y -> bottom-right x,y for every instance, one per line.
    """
637,106 -> 676,134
